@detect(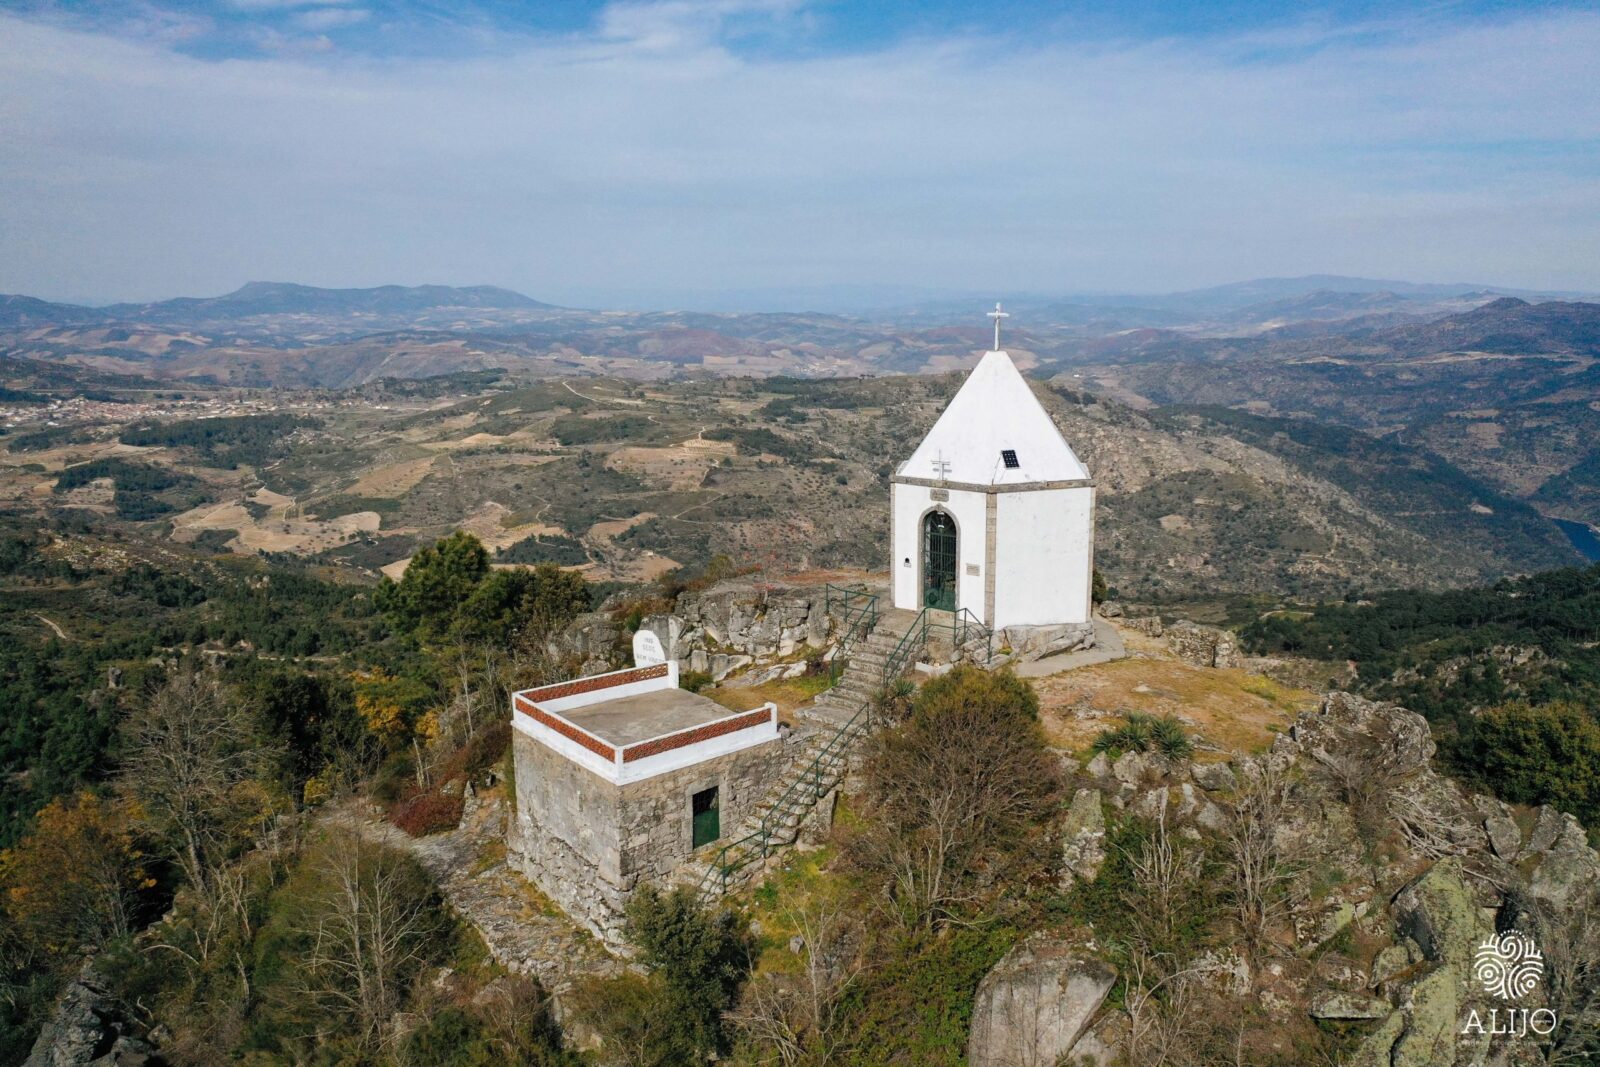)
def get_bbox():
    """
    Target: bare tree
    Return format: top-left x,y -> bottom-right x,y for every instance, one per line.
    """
1534,889 -> 1600,1066
729,899 -> 864,1065
1125,803 -> 1206,962
1121,949 -> 1208,1067
1220,758 -> 1301,964
120,671 -> 268,919
294,831 -> 439,1052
